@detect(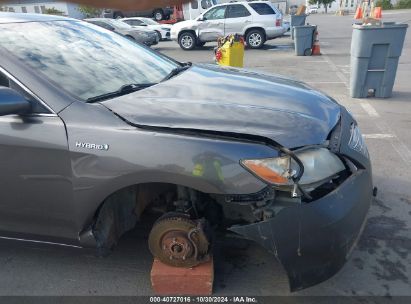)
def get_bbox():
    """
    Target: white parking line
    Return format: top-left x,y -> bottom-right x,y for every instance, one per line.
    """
360,102 -> 380,118
363,134 -> 395,139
